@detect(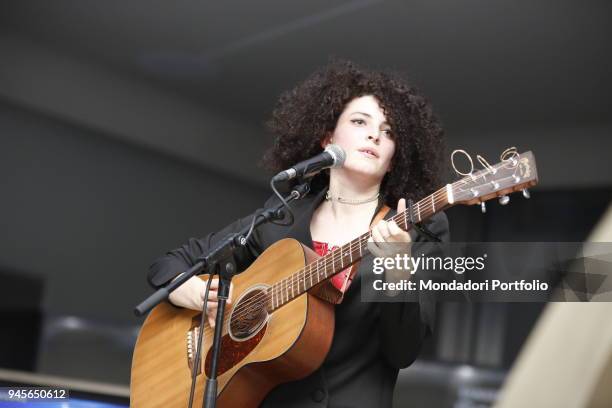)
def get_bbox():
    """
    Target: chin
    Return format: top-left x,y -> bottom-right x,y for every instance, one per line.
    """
343,163 -> 385,181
